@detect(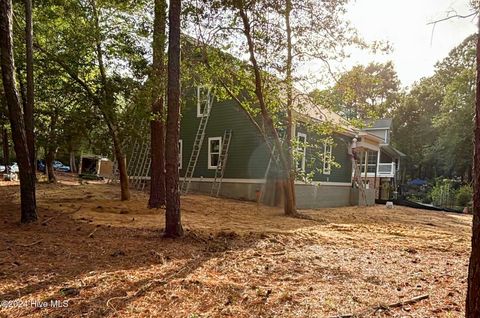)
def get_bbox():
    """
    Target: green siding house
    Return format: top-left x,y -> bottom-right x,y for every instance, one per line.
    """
178,86 -> 373,208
